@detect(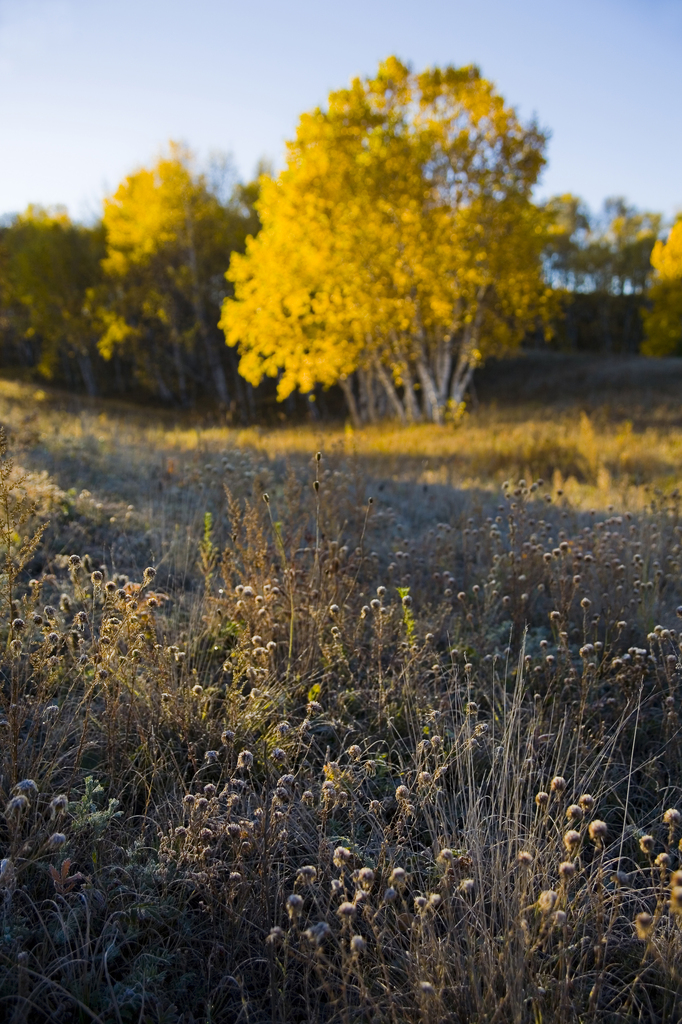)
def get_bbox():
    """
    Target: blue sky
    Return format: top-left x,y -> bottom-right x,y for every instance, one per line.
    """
1,0 -> 680,222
